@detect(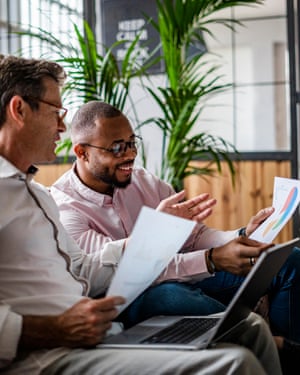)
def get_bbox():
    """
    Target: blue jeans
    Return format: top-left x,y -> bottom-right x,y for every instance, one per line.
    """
119,247 -> 300,342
